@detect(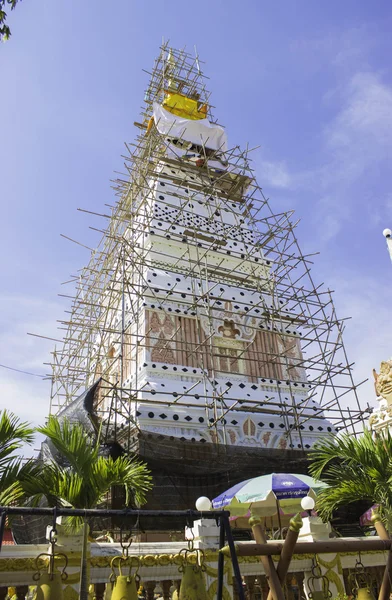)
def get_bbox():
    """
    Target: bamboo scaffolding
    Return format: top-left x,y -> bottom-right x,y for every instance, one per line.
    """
45,44 -> 367,441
